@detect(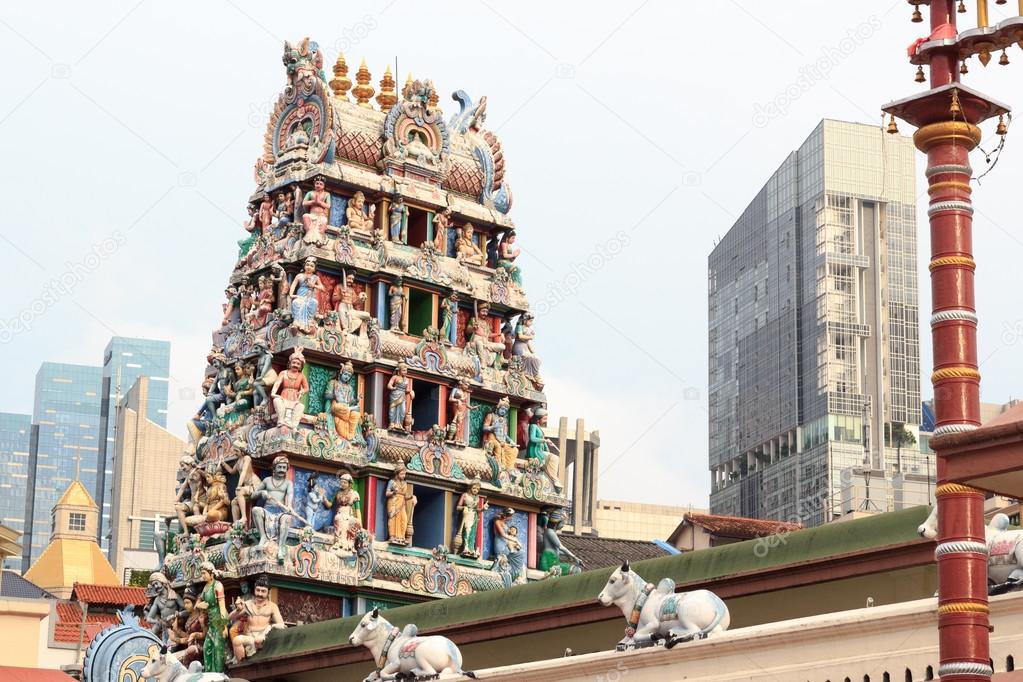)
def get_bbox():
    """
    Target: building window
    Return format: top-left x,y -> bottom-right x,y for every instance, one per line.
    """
69,512 -> 86,532
138,519 -> 156,550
